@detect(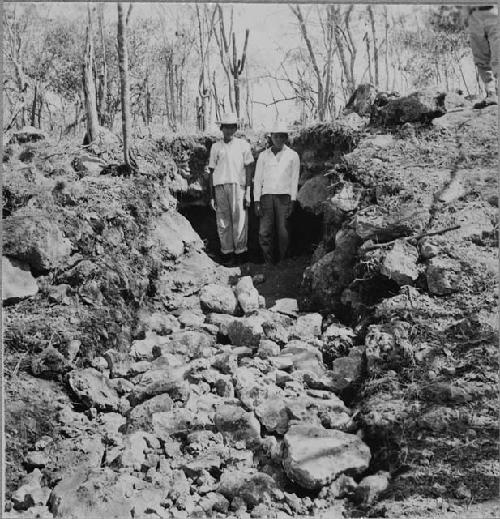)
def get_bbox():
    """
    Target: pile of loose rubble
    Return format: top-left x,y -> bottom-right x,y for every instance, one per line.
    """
6,274 -> 390,519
